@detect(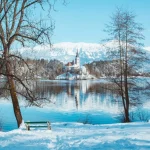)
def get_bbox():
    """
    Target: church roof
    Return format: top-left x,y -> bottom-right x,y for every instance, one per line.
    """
65,62 -> 73,66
